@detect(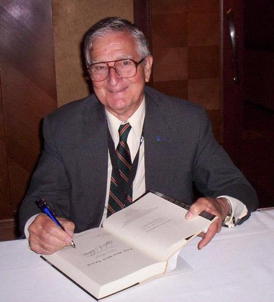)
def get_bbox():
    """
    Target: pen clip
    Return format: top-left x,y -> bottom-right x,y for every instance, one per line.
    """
36,198 -> 47,209
36,199 -> 58,218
